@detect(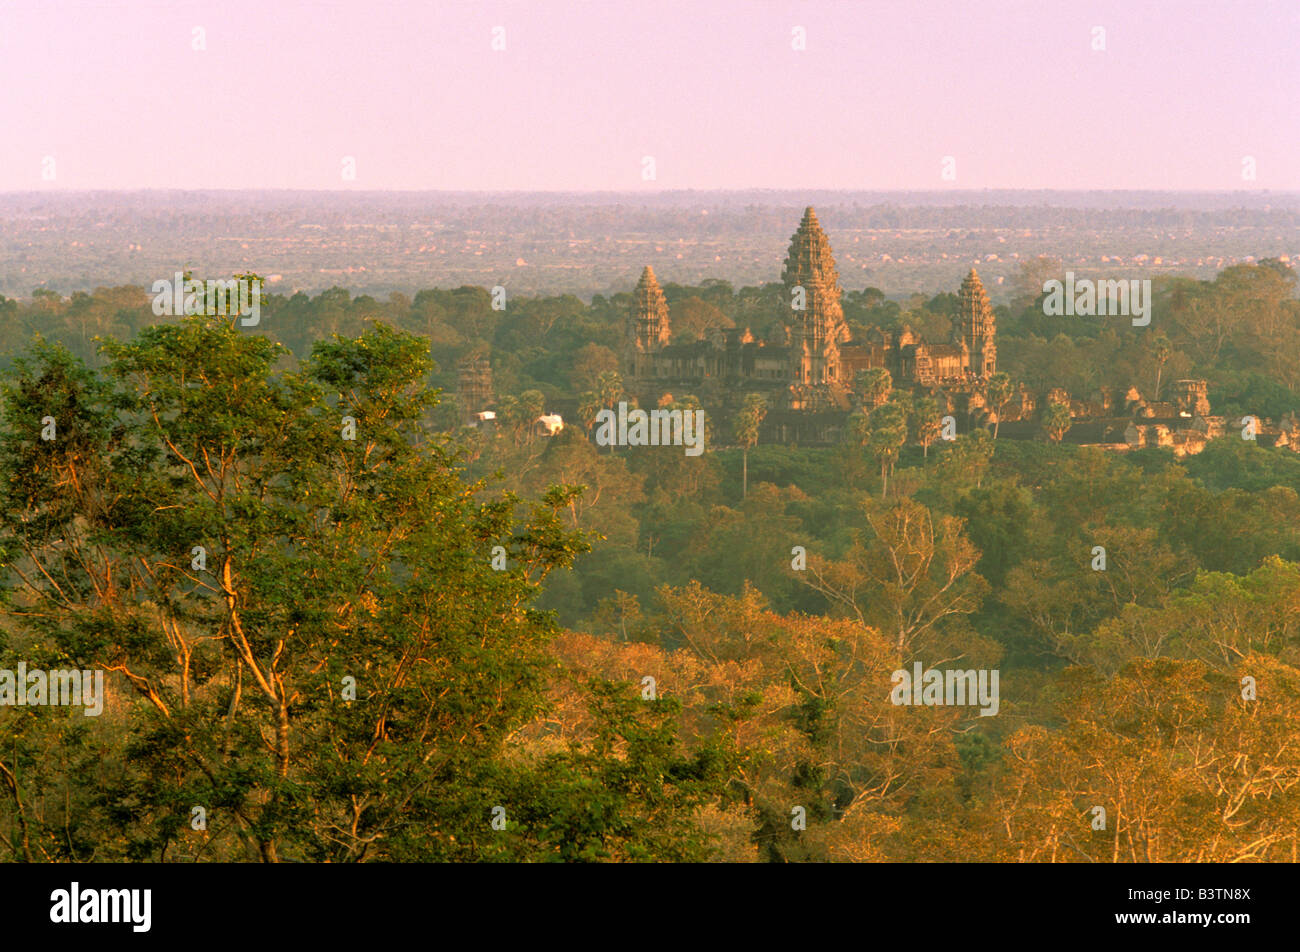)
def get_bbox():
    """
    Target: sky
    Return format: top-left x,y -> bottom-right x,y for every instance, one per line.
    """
1,0 -> 1297,191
